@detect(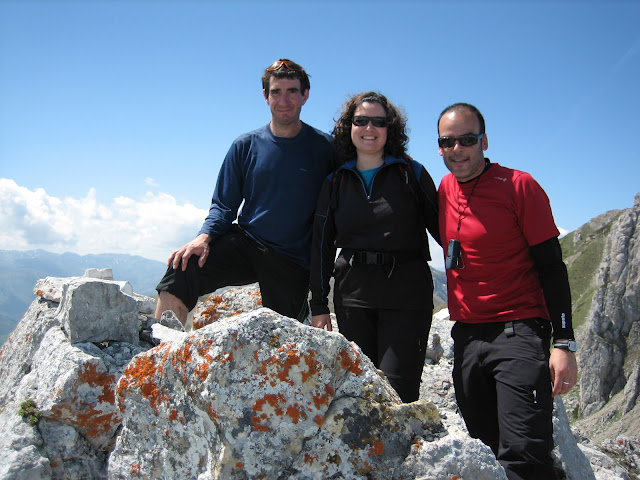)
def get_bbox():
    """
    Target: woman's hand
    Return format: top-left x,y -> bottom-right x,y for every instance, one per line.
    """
311,314 -> 332,331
